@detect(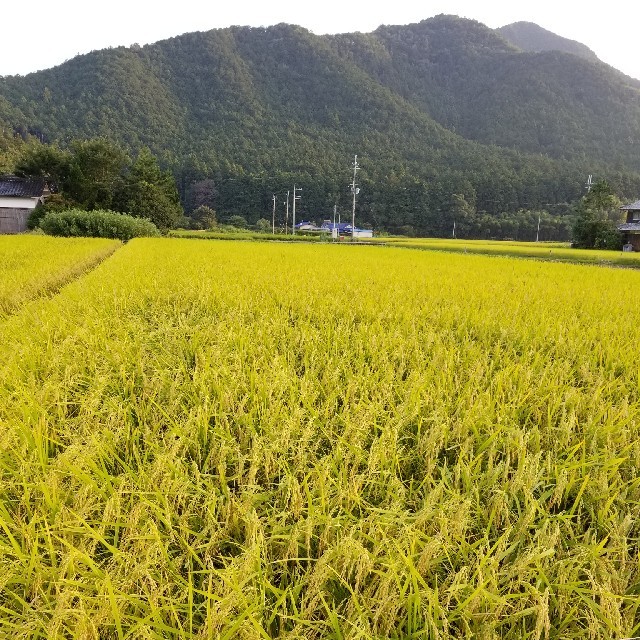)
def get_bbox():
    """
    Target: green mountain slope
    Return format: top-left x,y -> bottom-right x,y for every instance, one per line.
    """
1,15 -> 639,235
496,22 -> 599,62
